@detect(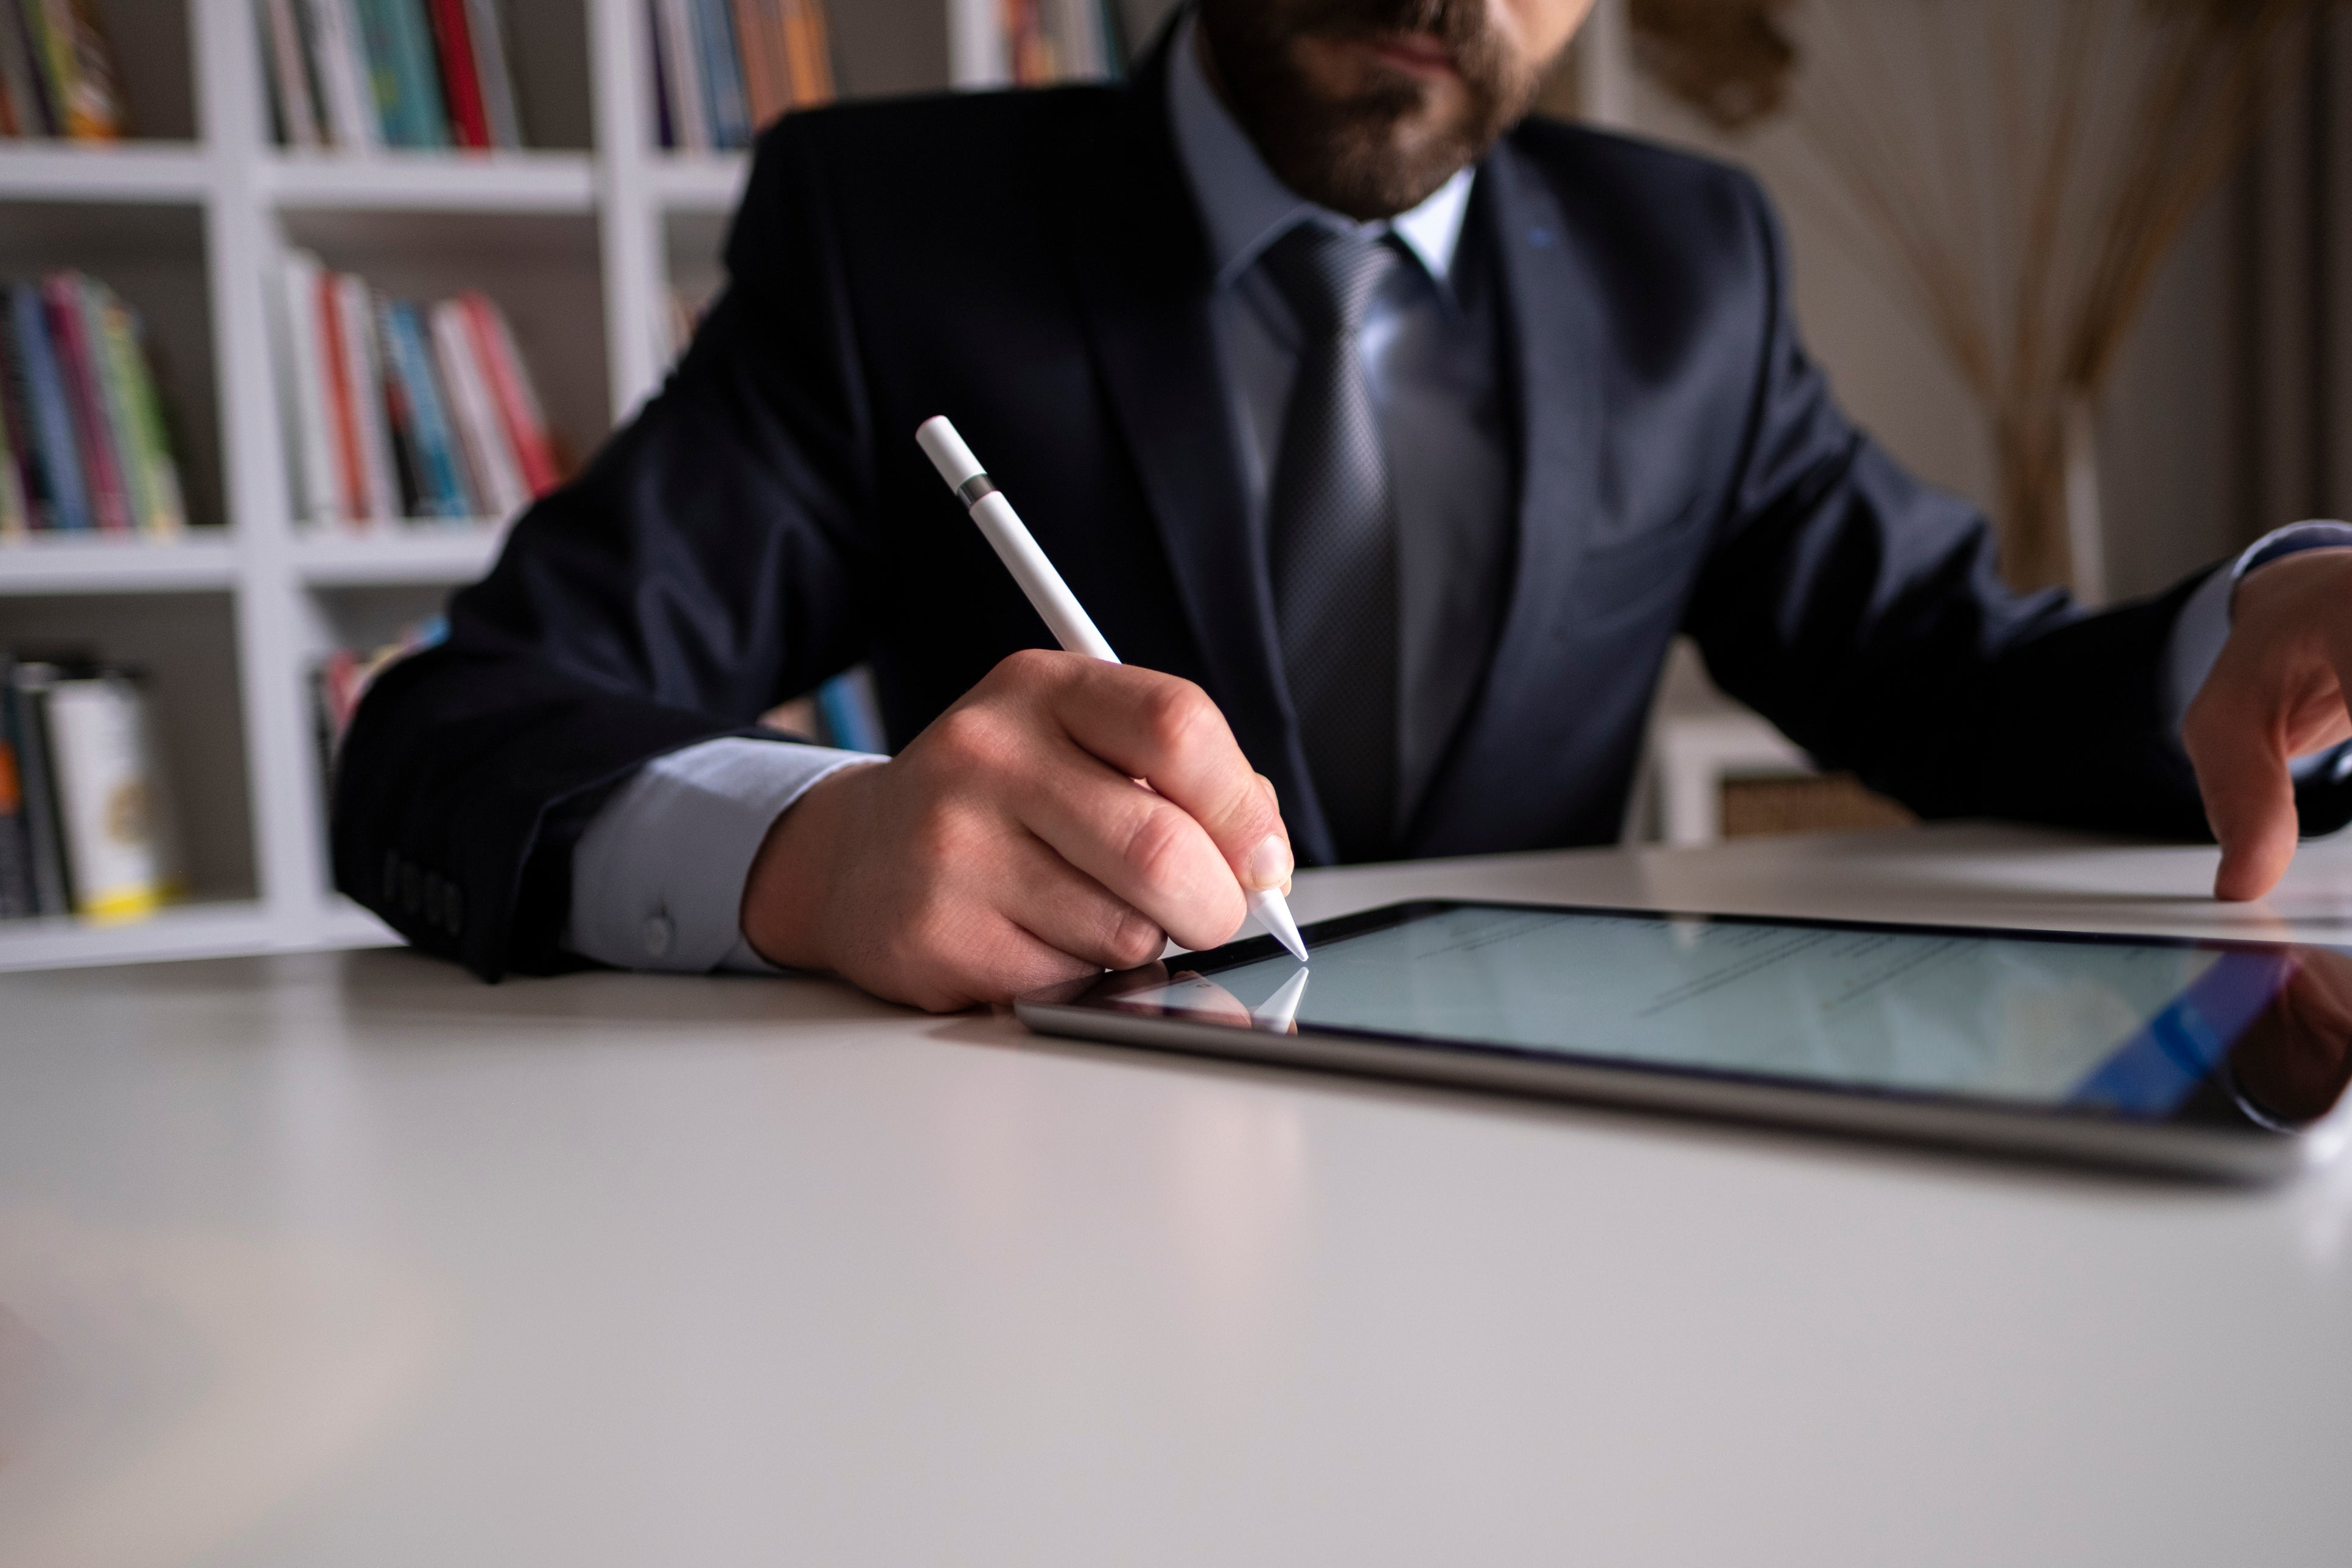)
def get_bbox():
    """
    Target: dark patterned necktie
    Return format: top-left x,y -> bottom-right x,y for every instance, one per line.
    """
1263,223 -> 1404,862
